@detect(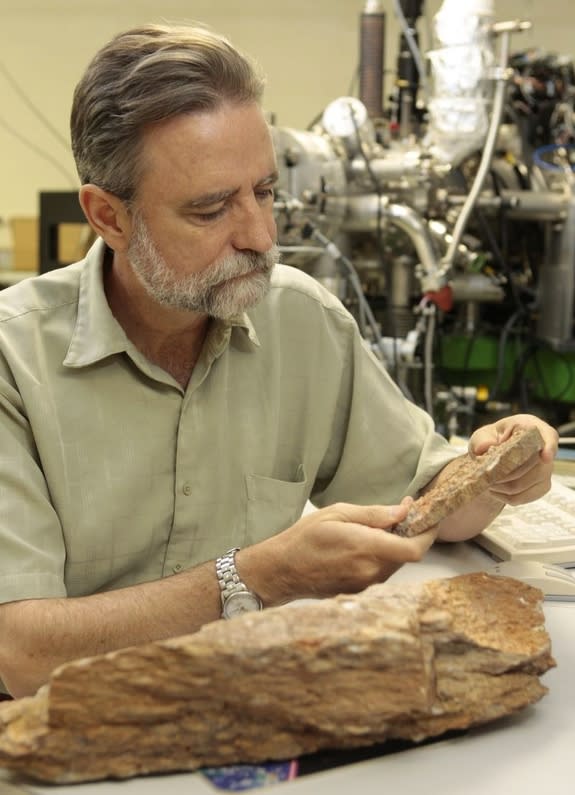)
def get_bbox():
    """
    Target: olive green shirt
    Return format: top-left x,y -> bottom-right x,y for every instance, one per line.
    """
0,239 -> 458,603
